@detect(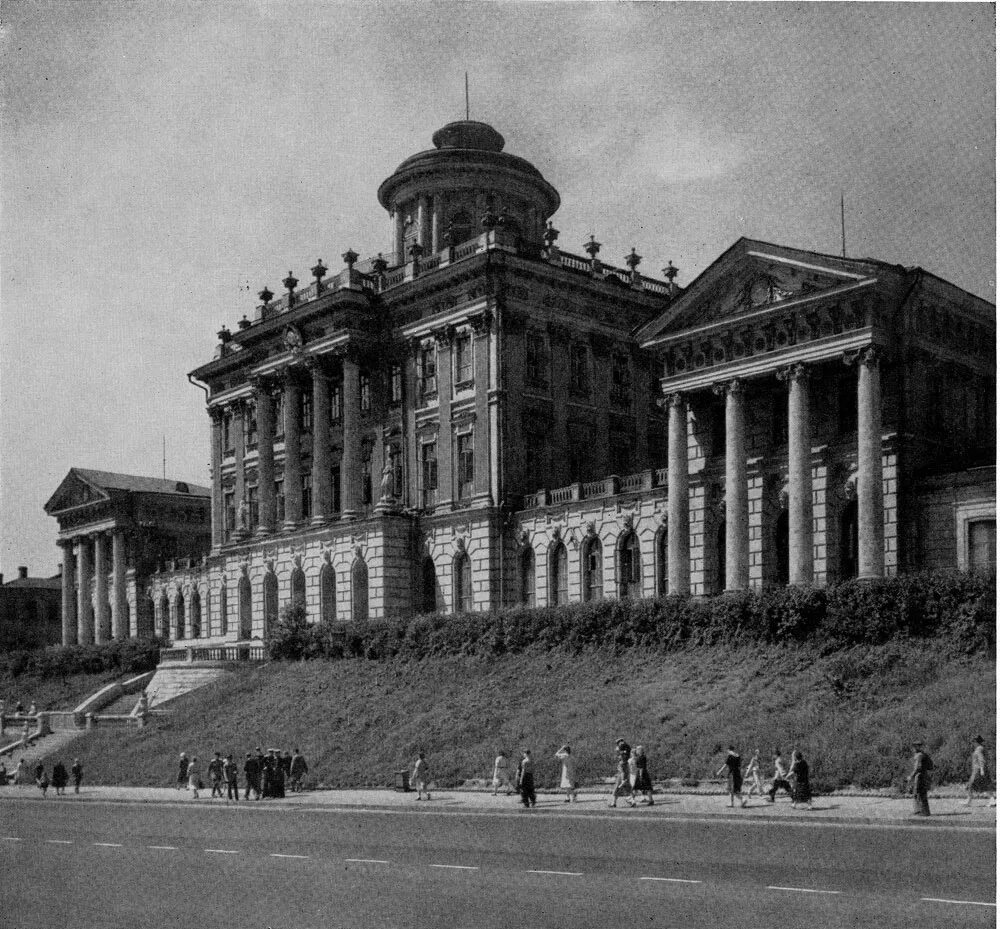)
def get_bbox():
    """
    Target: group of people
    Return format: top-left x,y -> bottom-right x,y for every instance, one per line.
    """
0,757 -> 82,795
176,747 -> 309,800
717,747 -> 813,809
